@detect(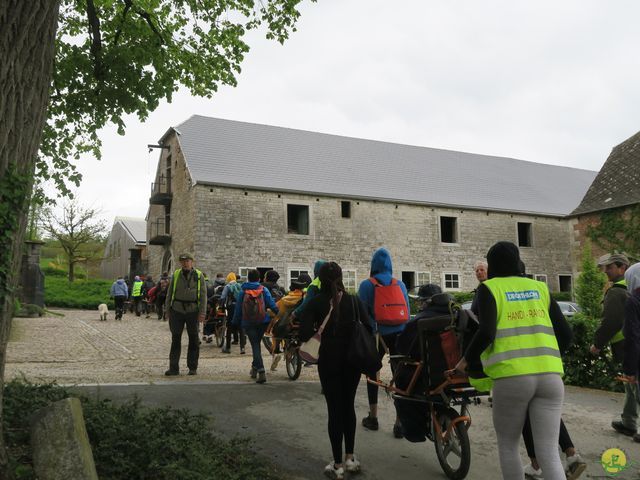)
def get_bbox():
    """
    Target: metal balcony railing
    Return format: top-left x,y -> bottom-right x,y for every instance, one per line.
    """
149,216 -> 171,245
150,174 -> 172,205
